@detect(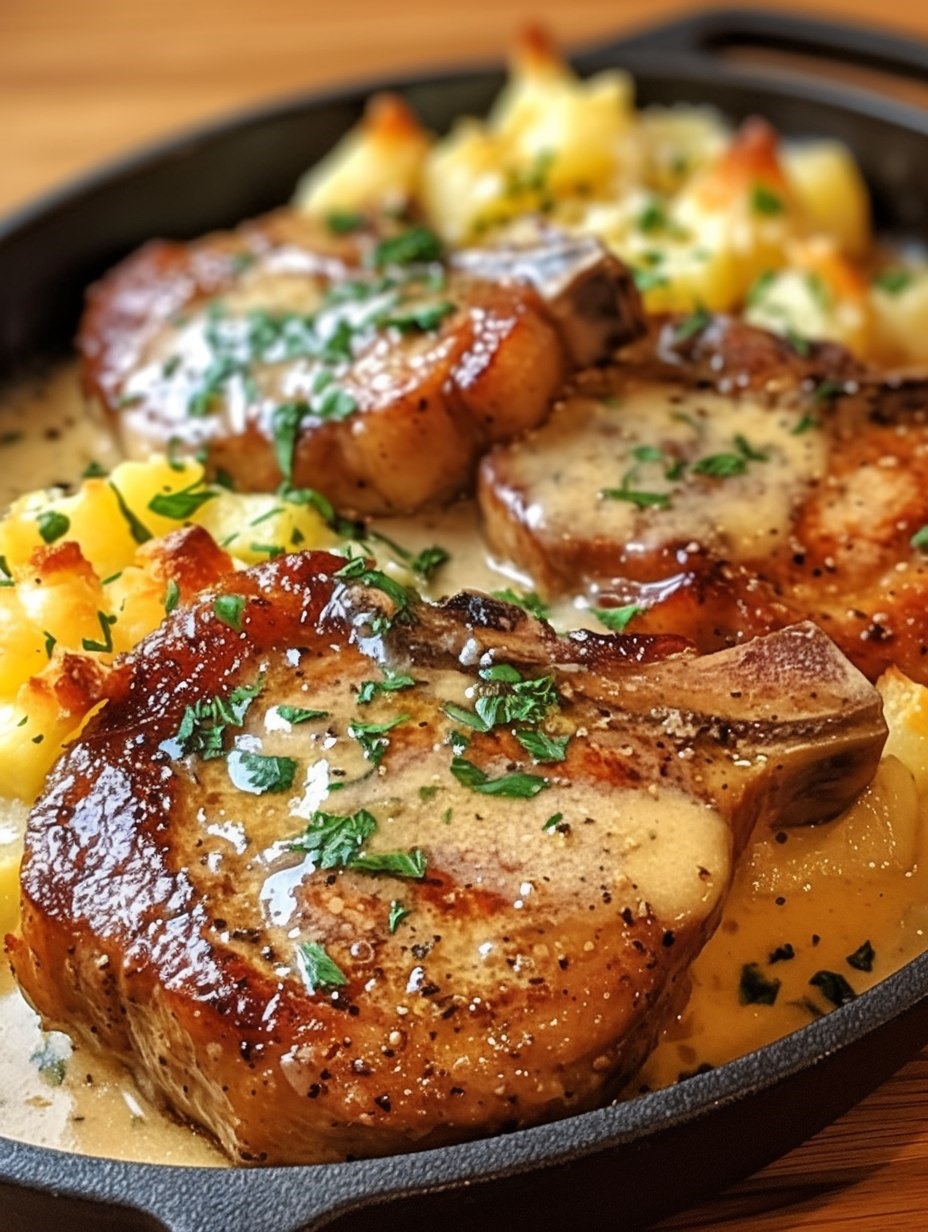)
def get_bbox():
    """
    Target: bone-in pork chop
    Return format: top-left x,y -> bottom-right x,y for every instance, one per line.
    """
9,552 -> 884,1164
78,213 -> 643,515
479,314 -> 928,683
